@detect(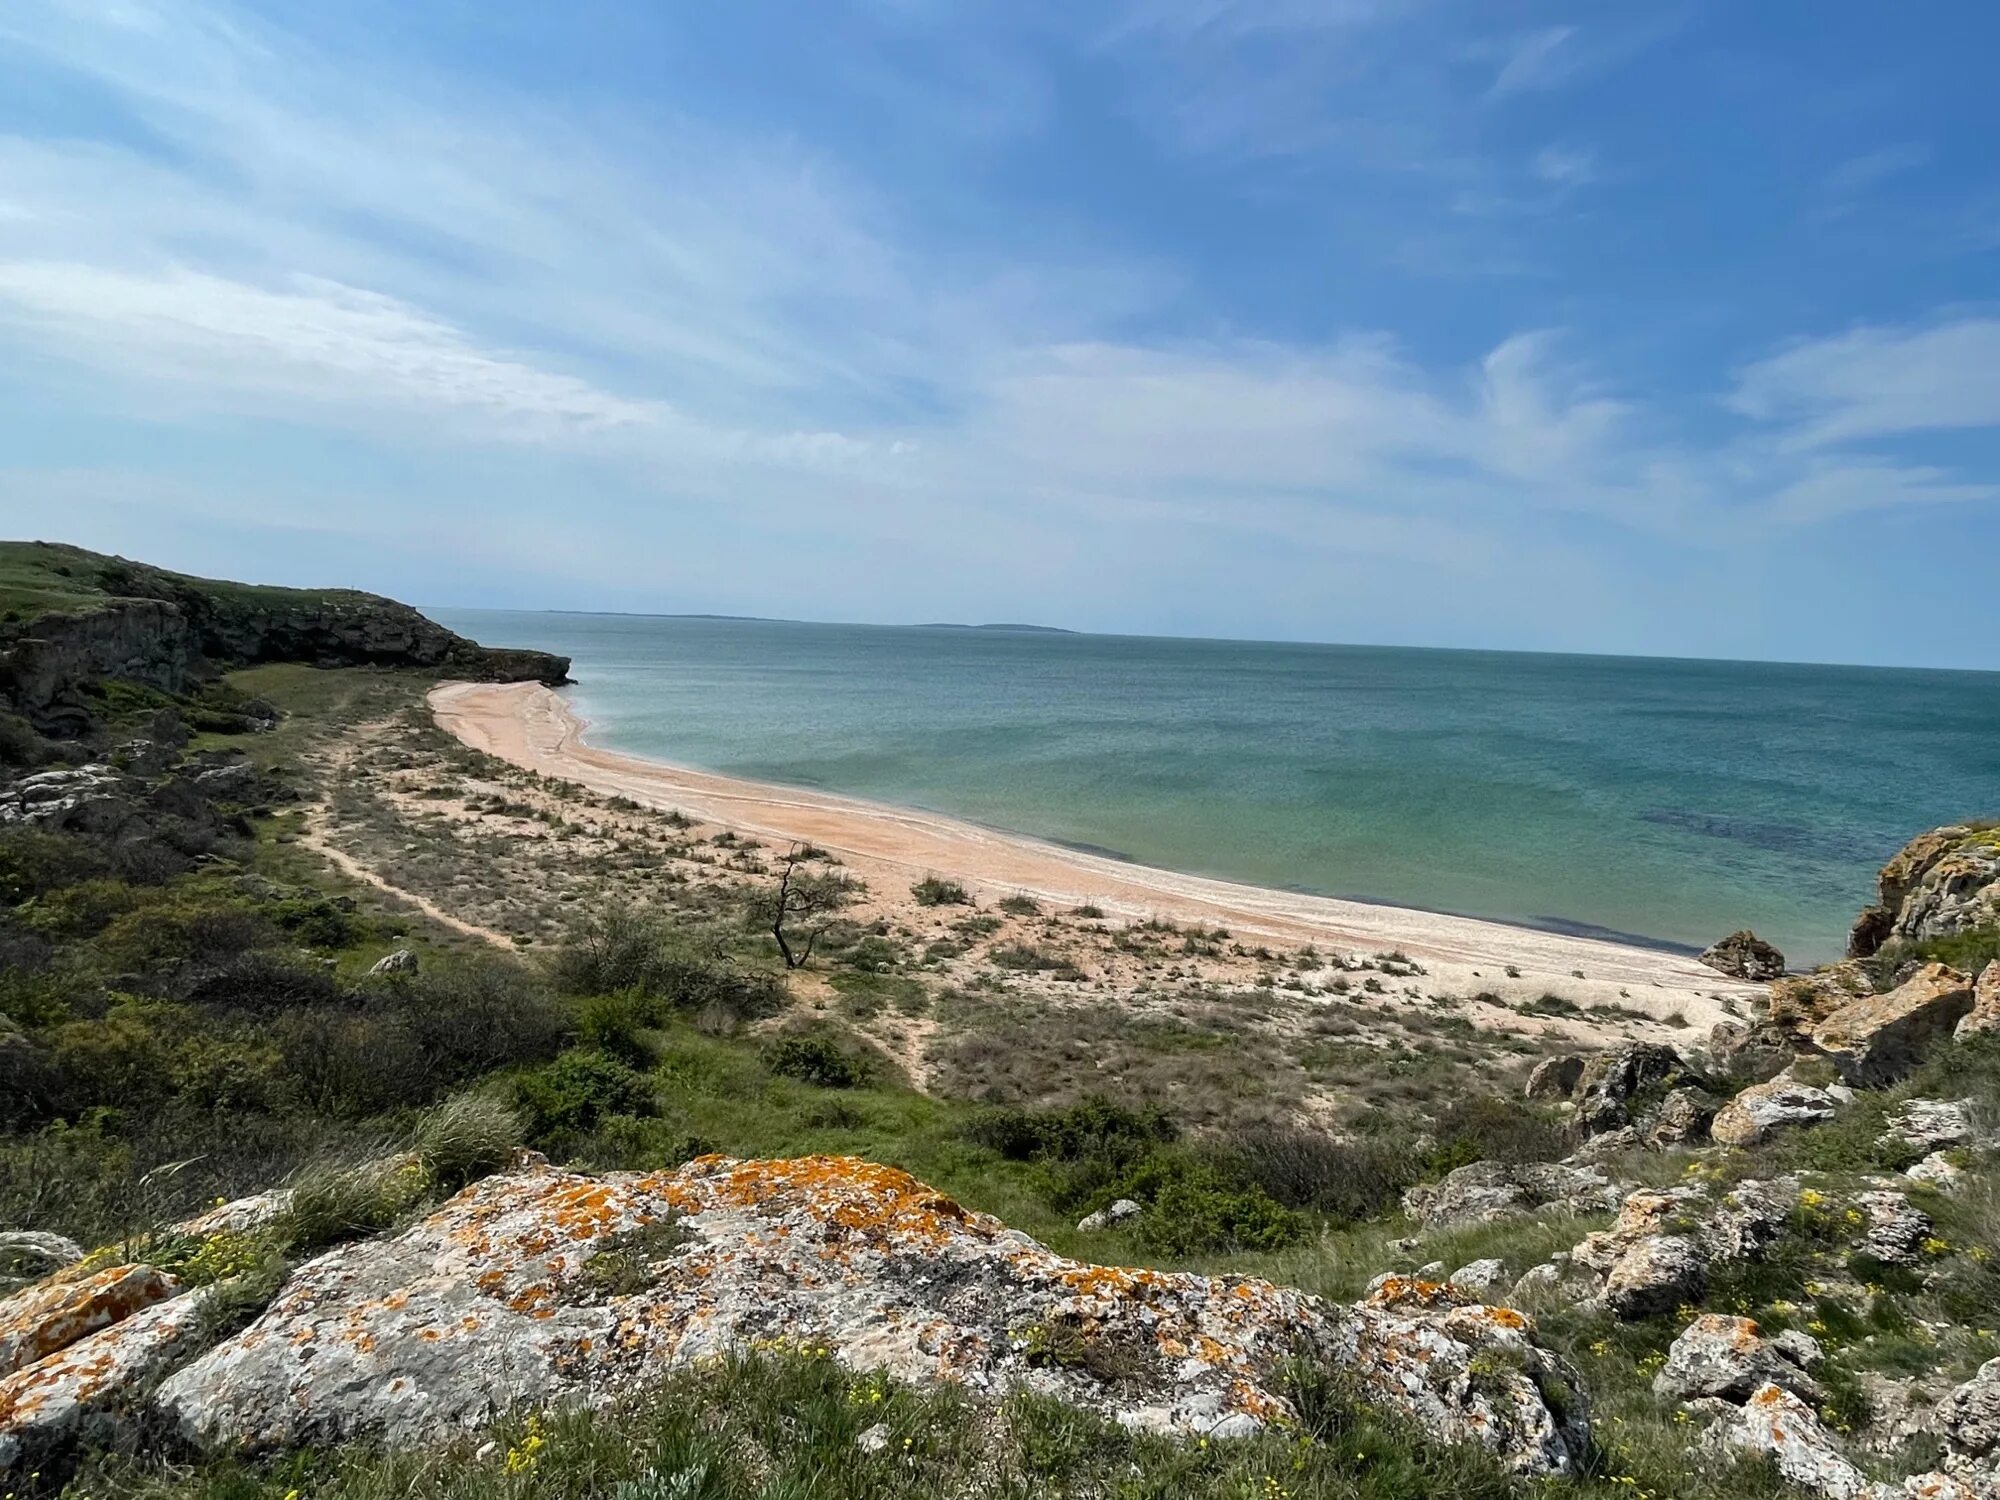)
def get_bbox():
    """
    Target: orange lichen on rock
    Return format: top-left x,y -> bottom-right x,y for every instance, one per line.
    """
0,1264 -> 180,1378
